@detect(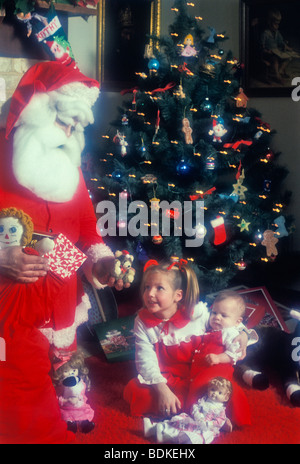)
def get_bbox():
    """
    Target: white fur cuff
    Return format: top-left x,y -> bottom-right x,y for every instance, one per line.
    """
39,293 -> 91,349
84,242 -> 114,290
